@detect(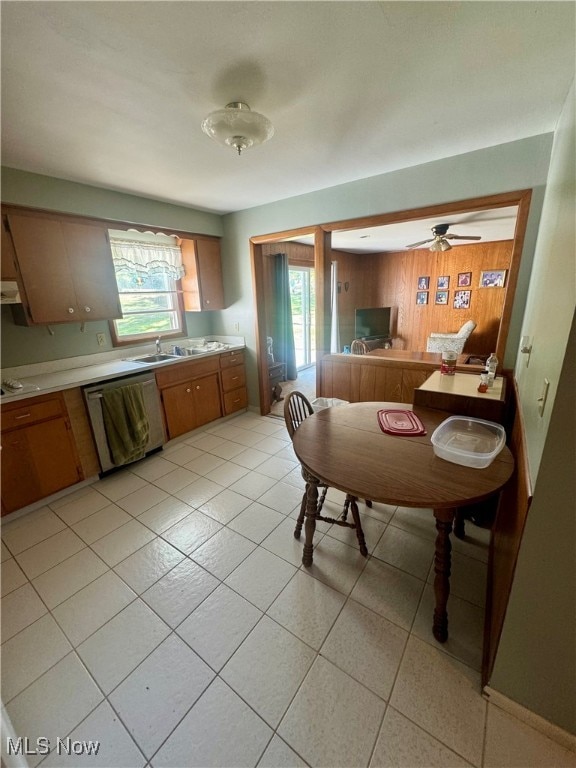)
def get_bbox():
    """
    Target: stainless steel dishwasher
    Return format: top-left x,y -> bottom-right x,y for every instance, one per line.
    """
83,371 -> 165,474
